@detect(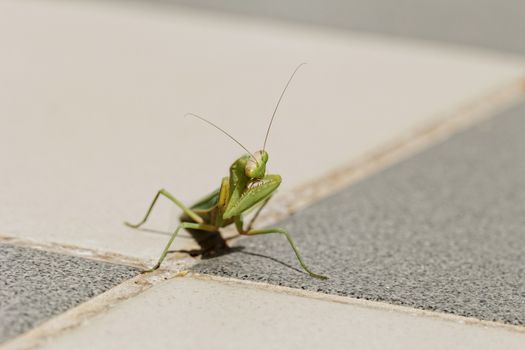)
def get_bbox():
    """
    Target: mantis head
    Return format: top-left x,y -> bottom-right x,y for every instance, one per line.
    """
245,150 -> 269,179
